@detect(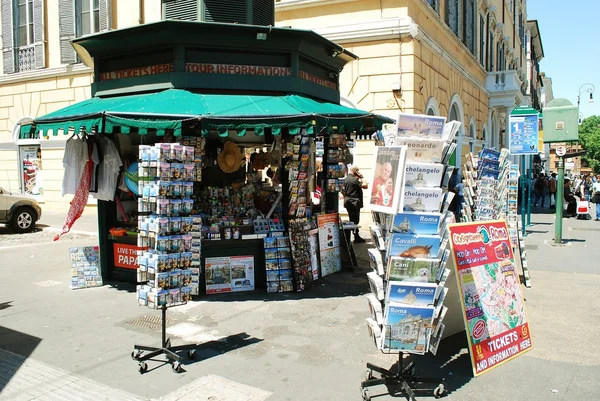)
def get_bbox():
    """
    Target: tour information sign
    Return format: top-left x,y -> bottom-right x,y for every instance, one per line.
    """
509,114 -> 539,155
448,221 -> 532,376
